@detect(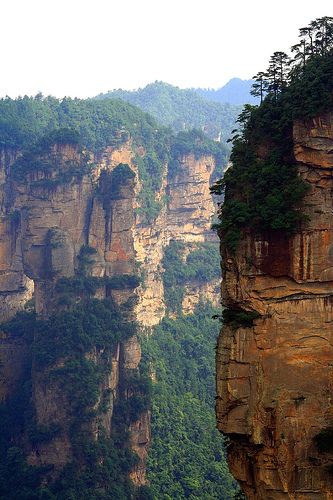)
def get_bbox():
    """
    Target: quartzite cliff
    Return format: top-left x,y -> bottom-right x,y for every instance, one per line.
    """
0,134 -> 219,490
216,113 -> 333,498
